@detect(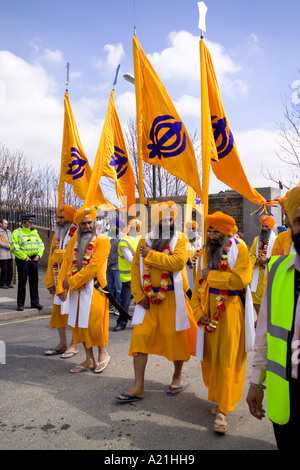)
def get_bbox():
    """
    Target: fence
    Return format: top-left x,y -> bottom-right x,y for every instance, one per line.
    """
0,206 -> 57,230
